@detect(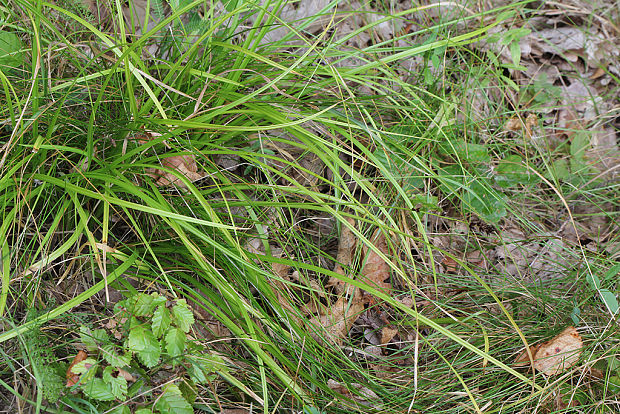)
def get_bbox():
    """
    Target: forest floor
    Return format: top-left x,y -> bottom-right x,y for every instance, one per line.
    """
0,0 -> 618,413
